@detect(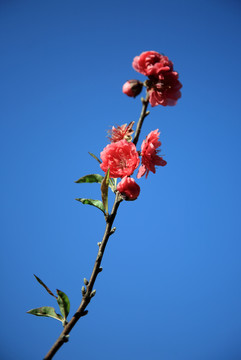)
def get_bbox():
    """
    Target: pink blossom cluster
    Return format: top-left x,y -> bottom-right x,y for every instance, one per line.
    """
123,50 -> 182,107
100,125 -> 167,200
